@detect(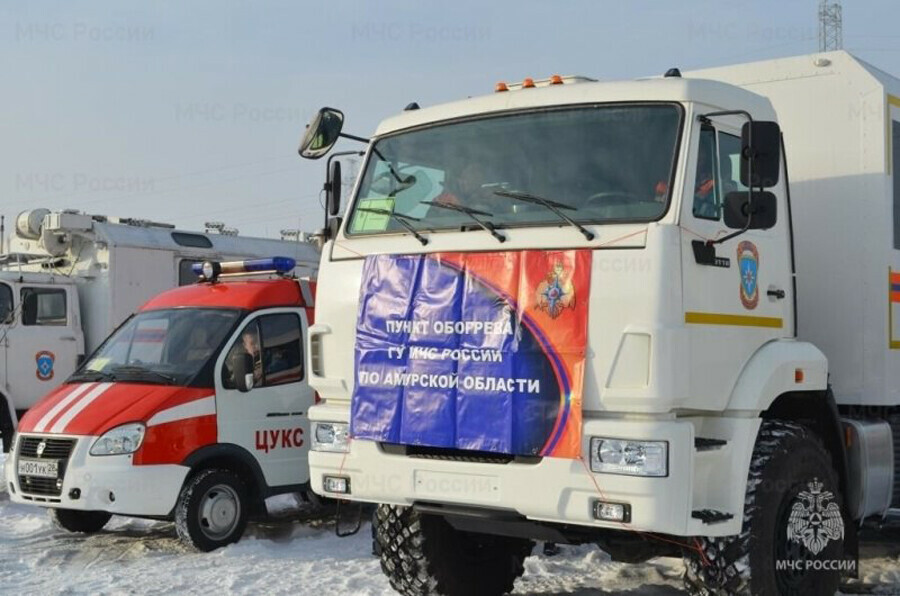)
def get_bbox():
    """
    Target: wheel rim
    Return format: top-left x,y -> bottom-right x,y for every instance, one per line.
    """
198,483 -> 240,541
